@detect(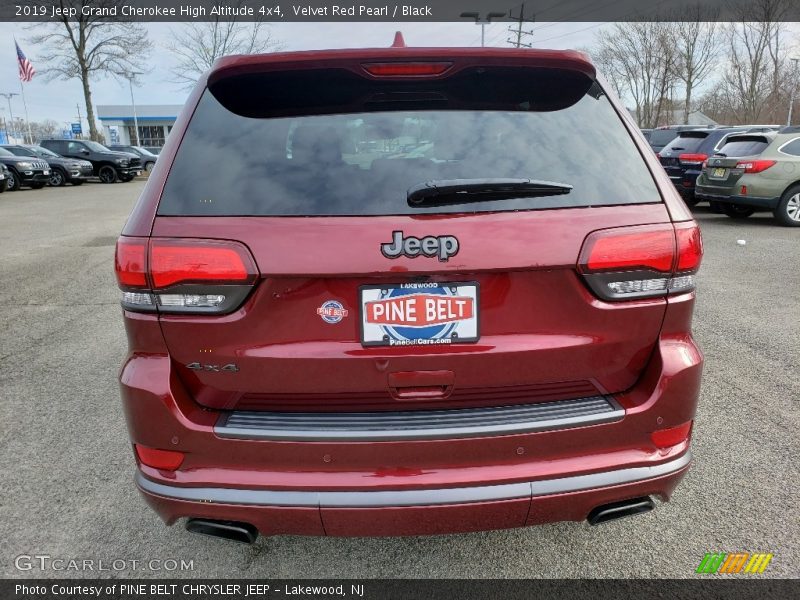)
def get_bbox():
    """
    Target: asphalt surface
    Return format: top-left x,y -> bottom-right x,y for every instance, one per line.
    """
0,180 -> 798,579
